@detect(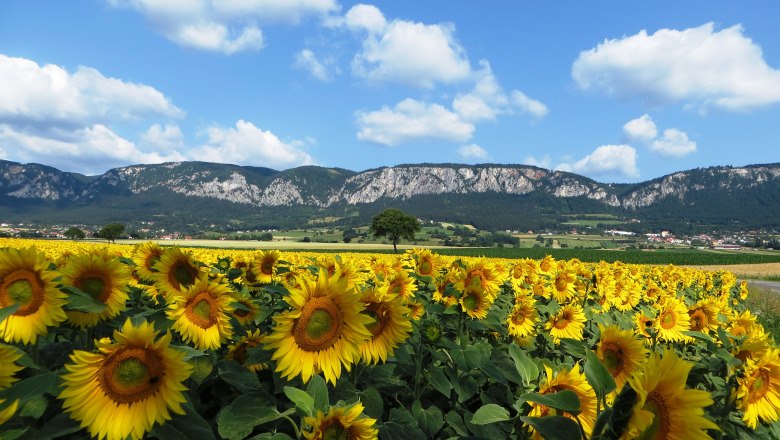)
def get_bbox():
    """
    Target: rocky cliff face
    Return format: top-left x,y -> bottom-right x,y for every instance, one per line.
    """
1,160 -> 778,213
